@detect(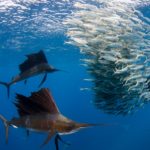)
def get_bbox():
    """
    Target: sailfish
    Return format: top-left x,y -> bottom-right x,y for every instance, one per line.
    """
0,50 -> 59,97
0,88 -> 107,150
